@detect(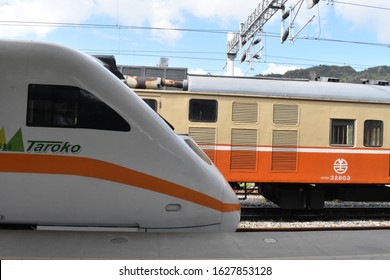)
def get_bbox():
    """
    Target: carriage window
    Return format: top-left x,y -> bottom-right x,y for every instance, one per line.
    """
330,119 -> 355,146
364,120 -> 383,147
143,99 -> 157,111
189,99 -> 217,122
27,84 -> 130,131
